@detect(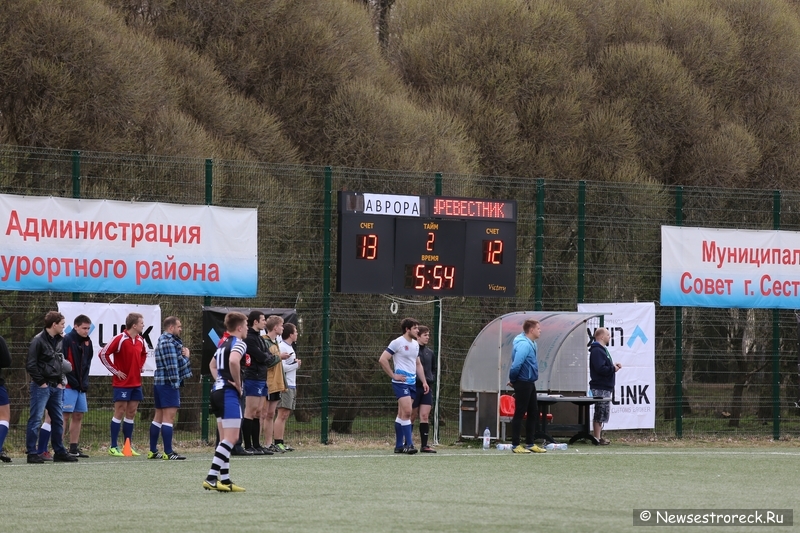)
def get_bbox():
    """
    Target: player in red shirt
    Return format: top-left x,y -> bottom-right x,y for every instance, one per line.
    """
99,312 -> 148,457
